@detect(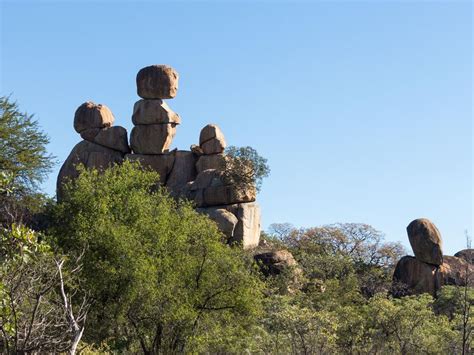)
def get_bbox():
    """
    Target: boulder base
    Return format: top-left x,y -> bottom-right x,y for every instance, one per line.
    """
392,255 -> 439,296
130,124 -> 176,154
57,140 -> 124,200
196,154 -> 226,173
132,99 -> 181,125
125,153 -> 175,184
